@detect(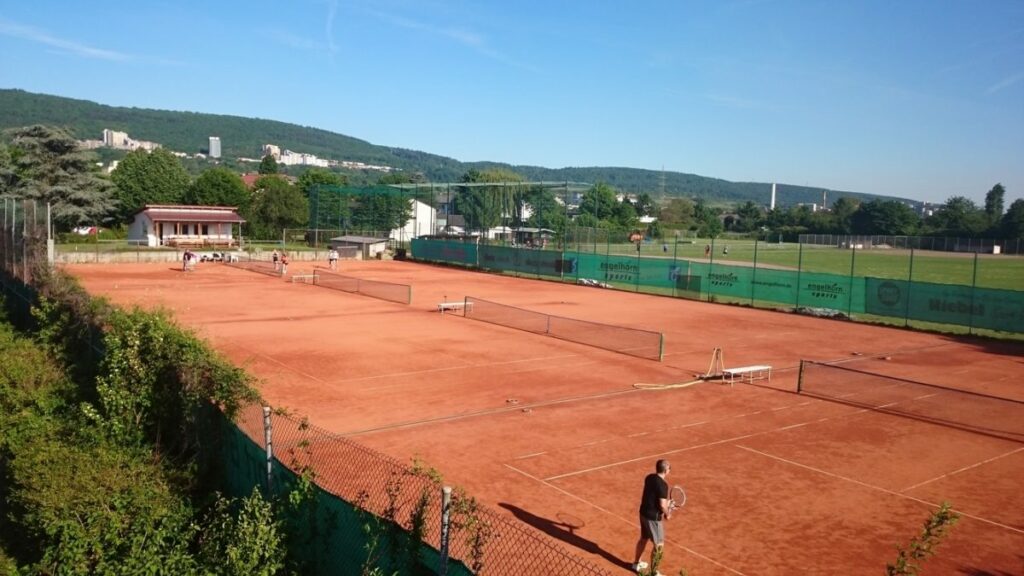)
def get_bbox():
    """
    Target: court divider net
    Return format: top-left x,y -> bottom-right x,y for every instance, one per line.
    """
313,267 -> 411,304
798,360 -> 1024,443
224,257 -> 282,277
464,296 -> 663,361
